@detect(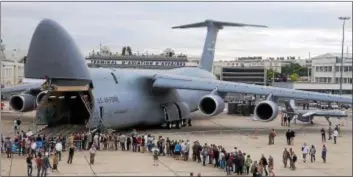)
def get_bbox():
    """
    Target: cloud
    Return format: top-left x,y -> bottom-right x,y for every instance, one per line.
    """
1,1 -> 352,60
